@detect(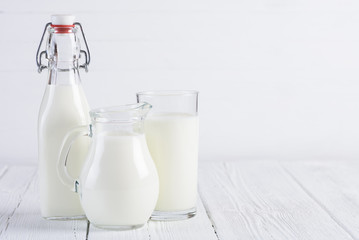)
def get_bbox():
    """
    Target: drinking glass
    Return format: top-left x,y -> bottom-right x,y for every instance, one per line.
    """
137,91 -> 199,221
